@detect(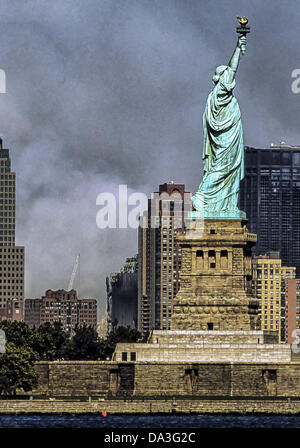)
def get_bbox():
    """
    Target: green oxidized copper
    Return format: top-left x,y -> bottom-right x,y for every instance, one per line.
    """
192,20 -> 250,220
